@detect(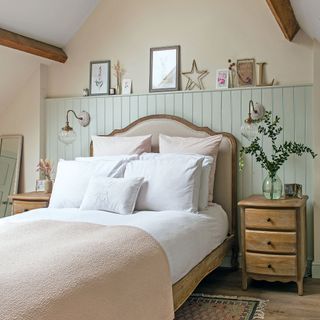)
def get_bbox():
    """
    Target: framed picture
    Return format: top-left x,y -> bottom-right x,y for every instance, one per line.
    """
122,79 -> 132,95
35,179 -> 46,192
149,45 -> 180,92
285,183 -> 302,198
236,58 -> 255,86
89,60 -> 111,95
216,69 -> 229,89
